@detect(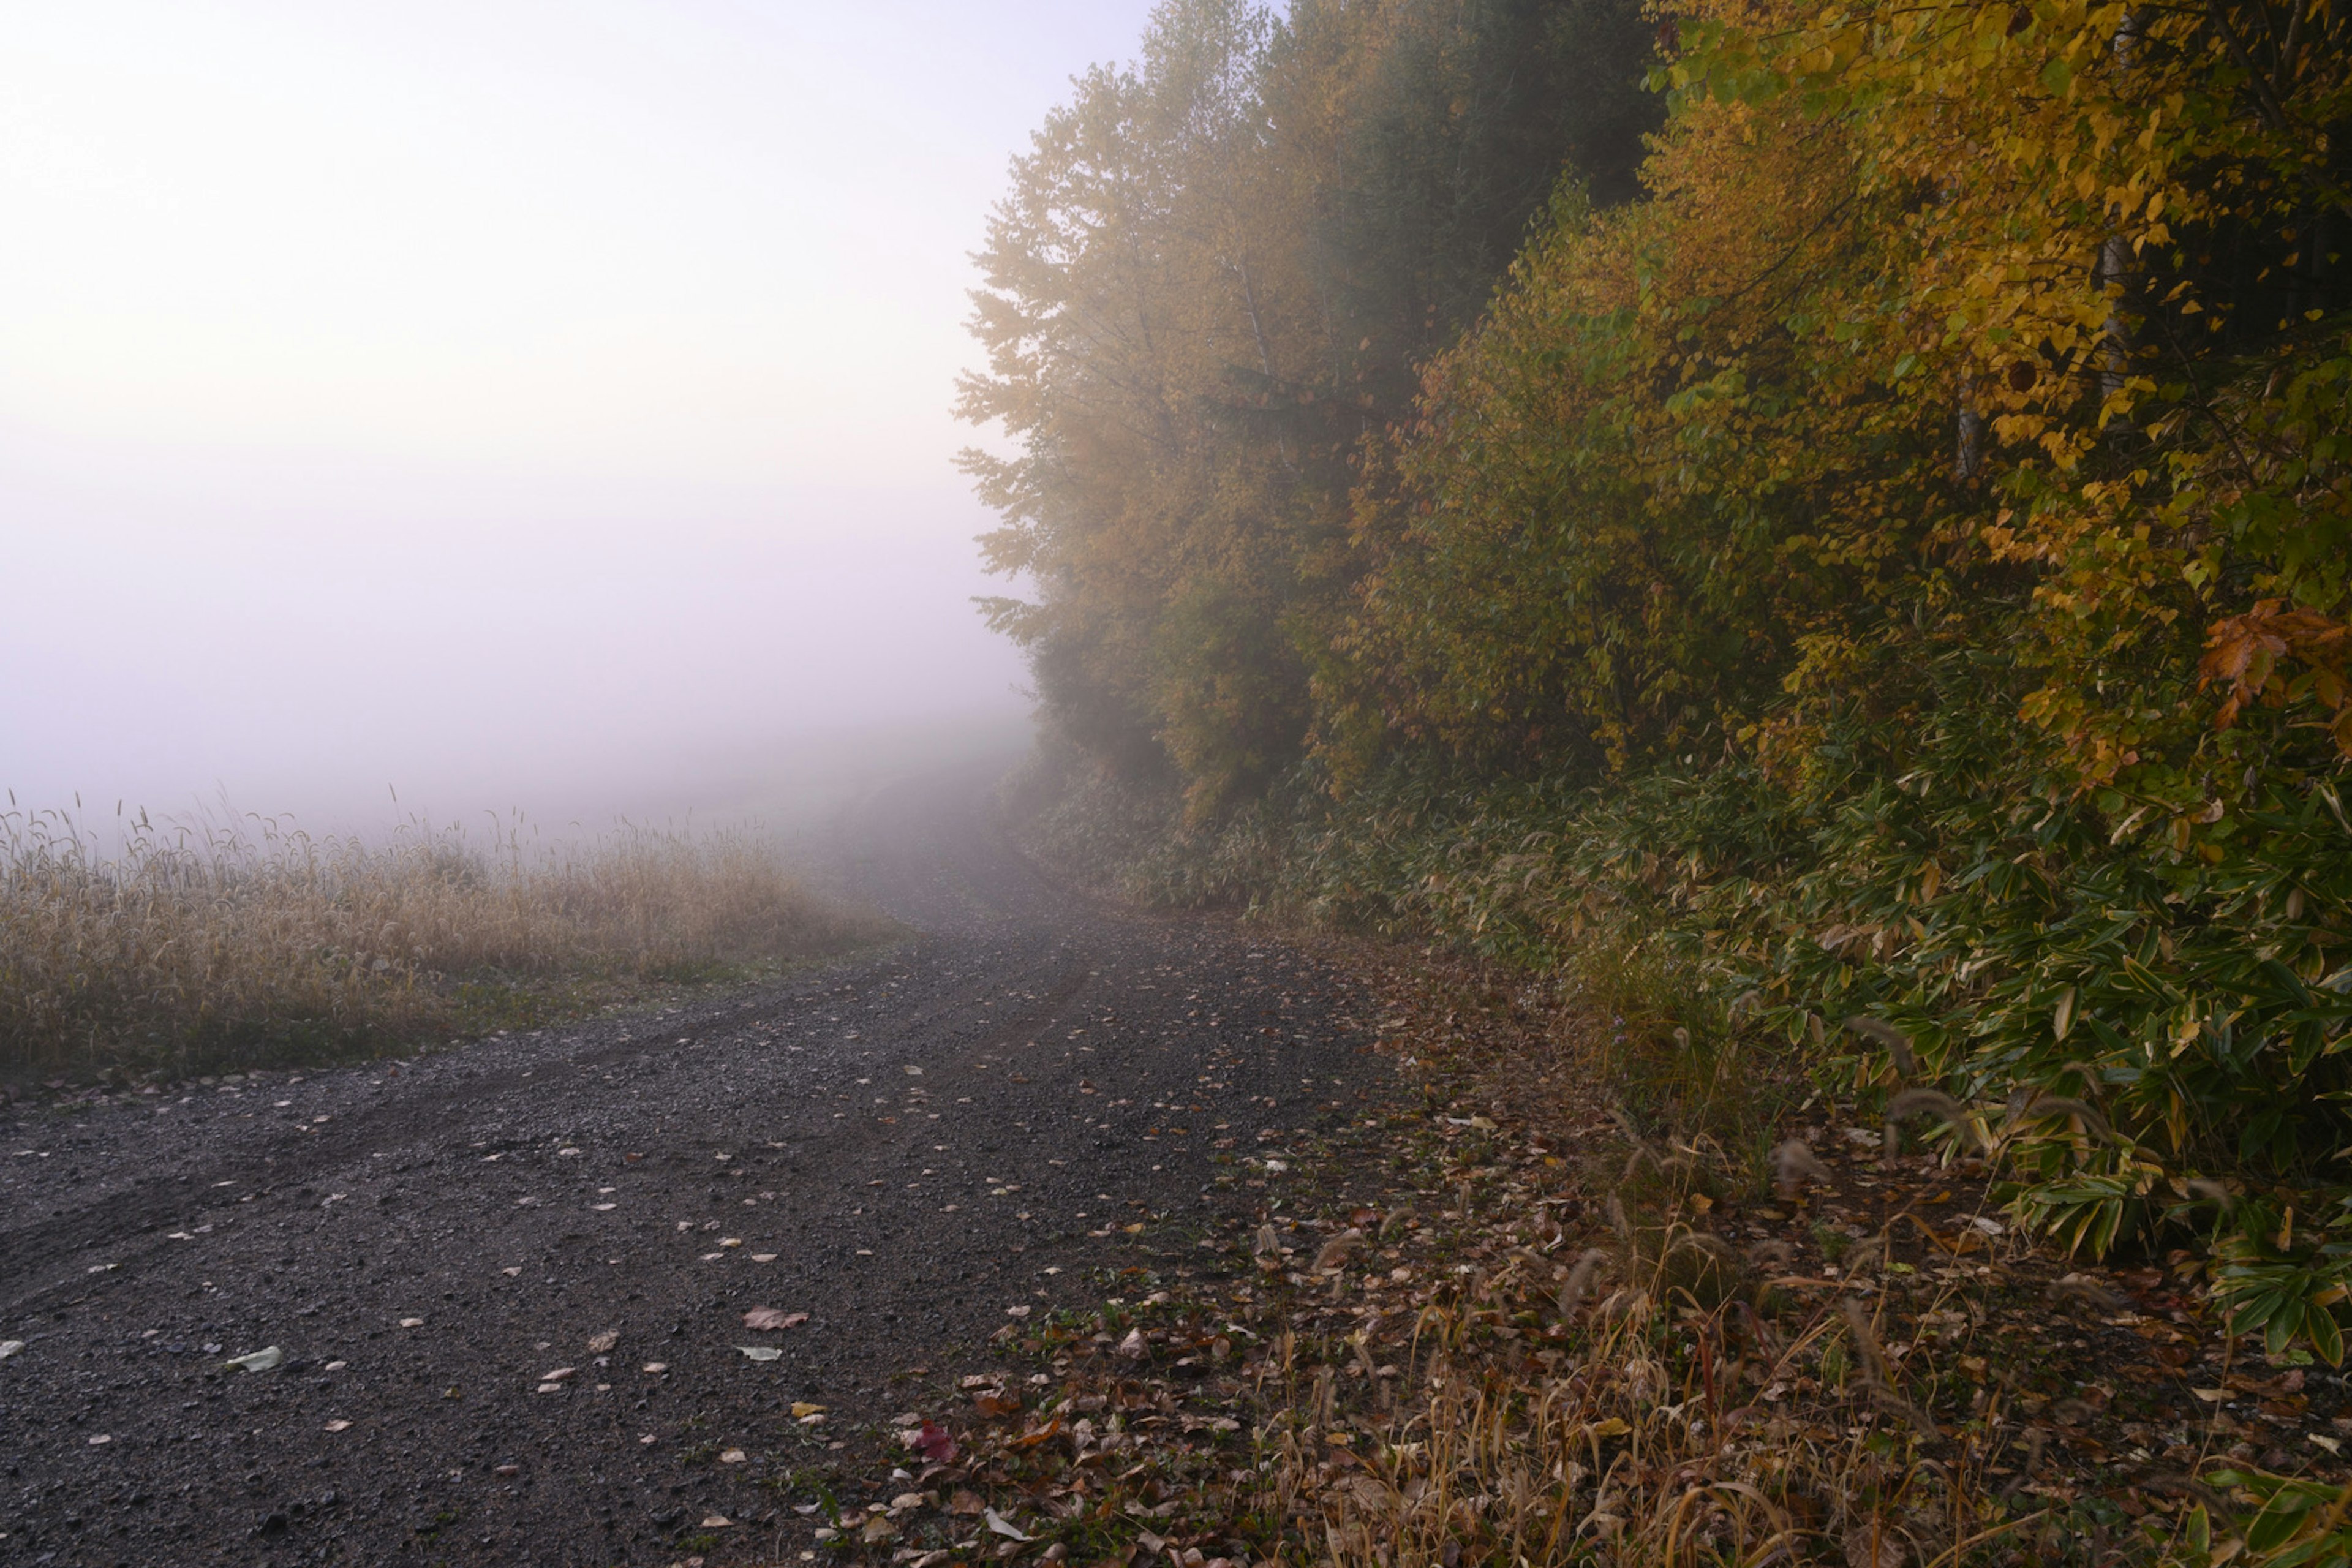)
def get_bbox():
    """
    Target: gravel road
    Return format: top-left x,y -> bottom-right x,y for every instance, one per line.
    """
0,765 -> 1387,1566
